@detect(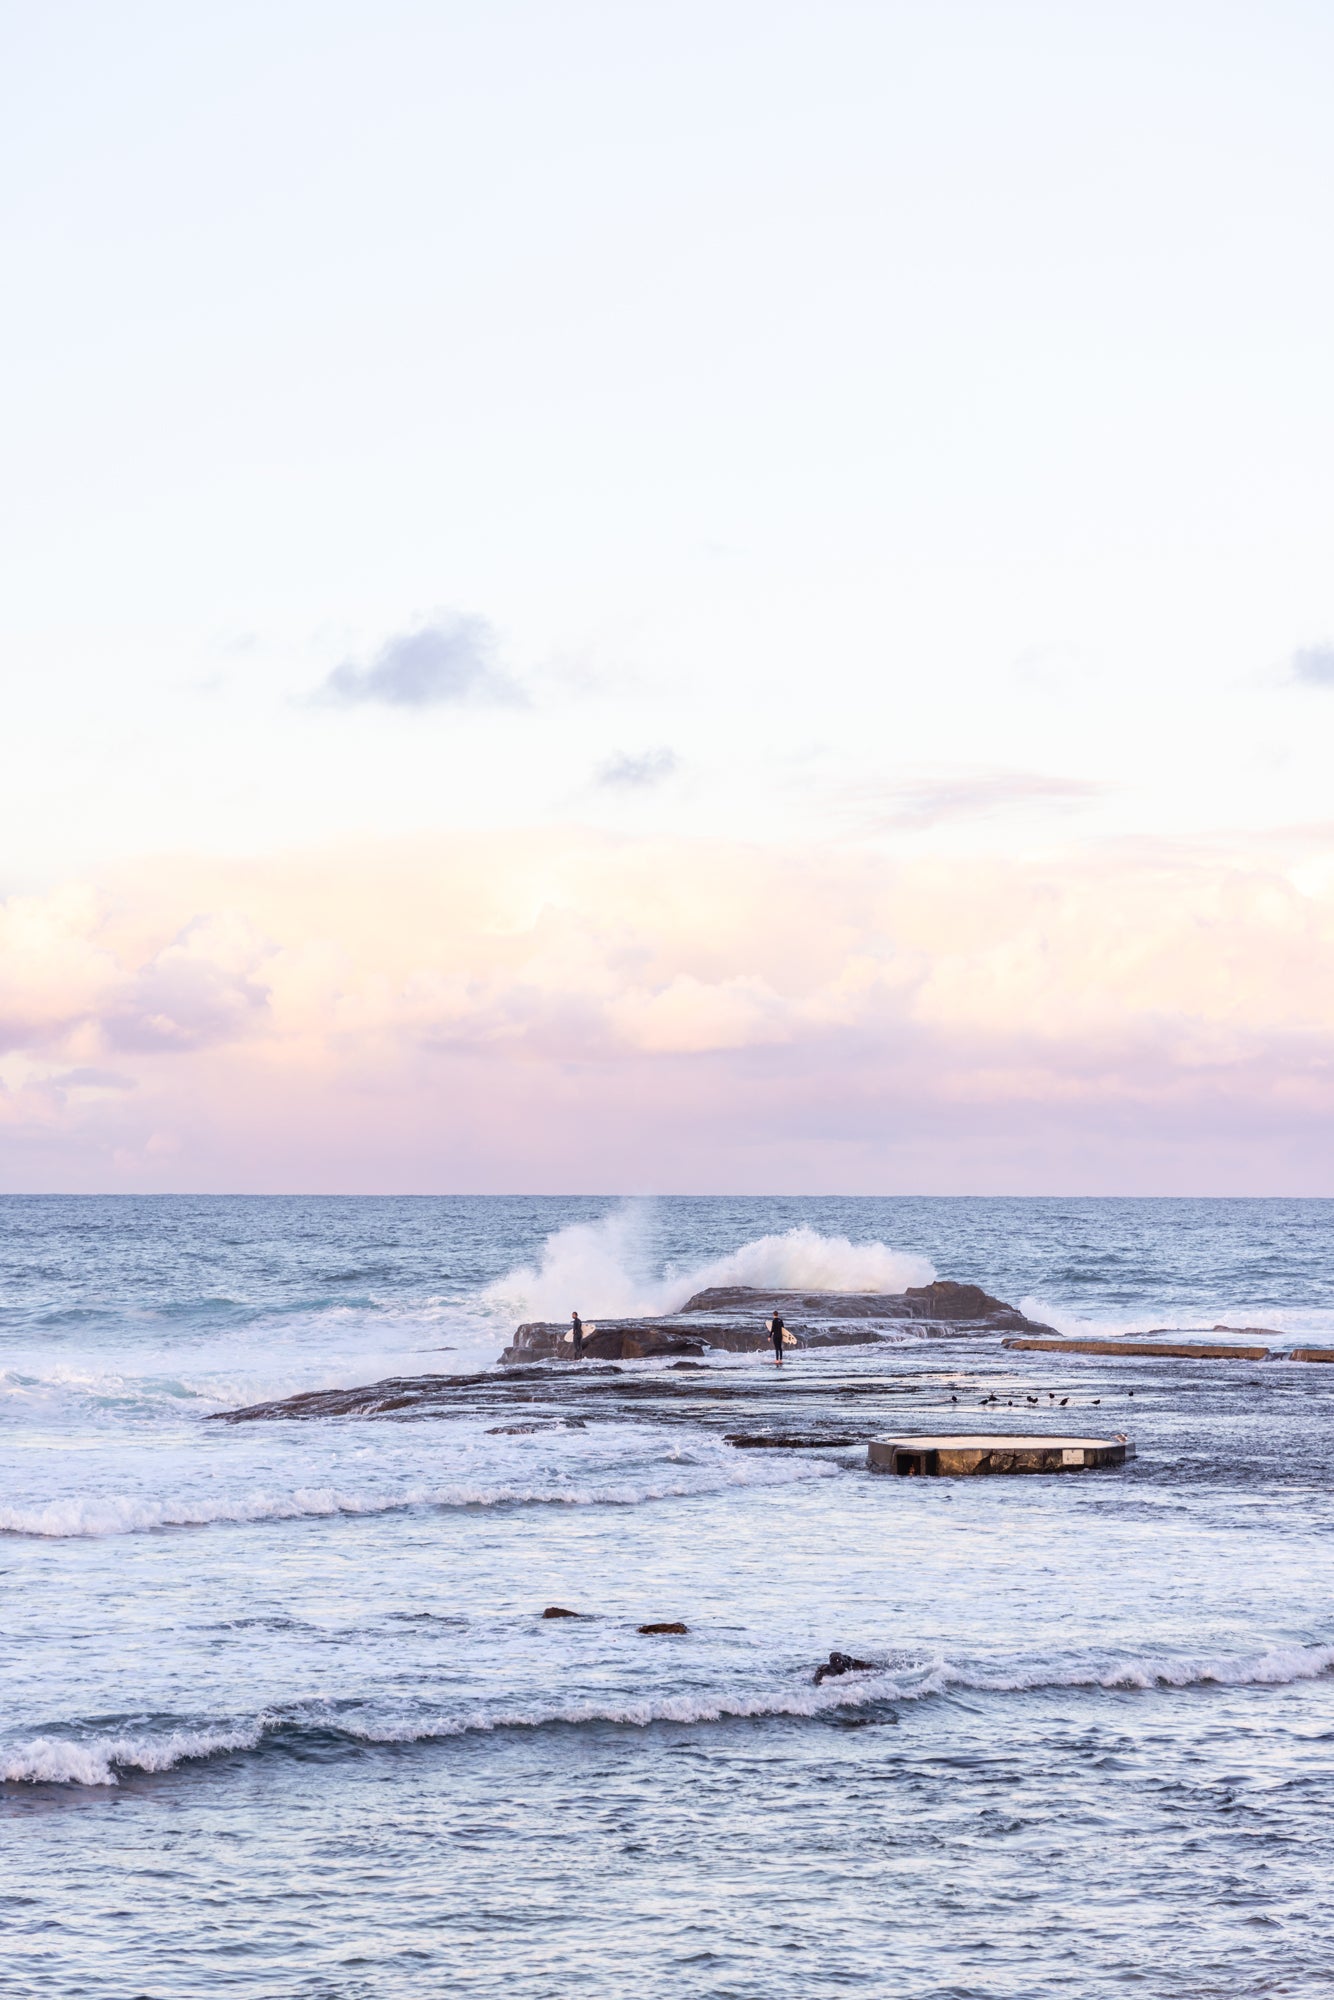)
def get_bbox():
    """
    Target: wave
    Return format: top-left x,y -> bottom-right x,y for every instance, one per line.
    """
939,1640 -> 1334,1696
9,1639 -> 1333,1785
337,1639 -> 1334,1729
484,1204 -> 935,1324
0,1316 -> 499,1420
2,1723 -> 263,1787
0,1456 -> 838,1539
